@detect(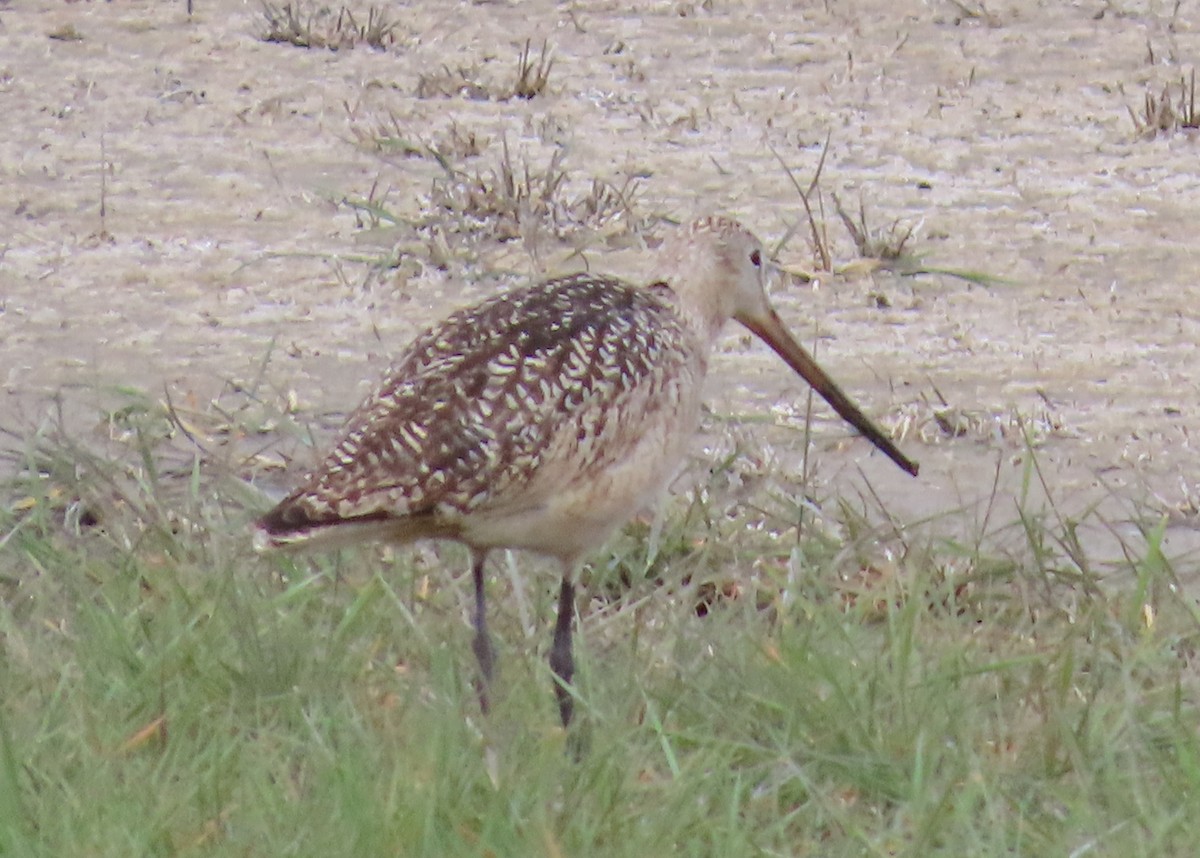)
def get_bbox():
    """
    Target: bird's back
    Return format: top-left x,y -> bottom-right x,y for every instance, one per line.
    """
255,273 -> 705,555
